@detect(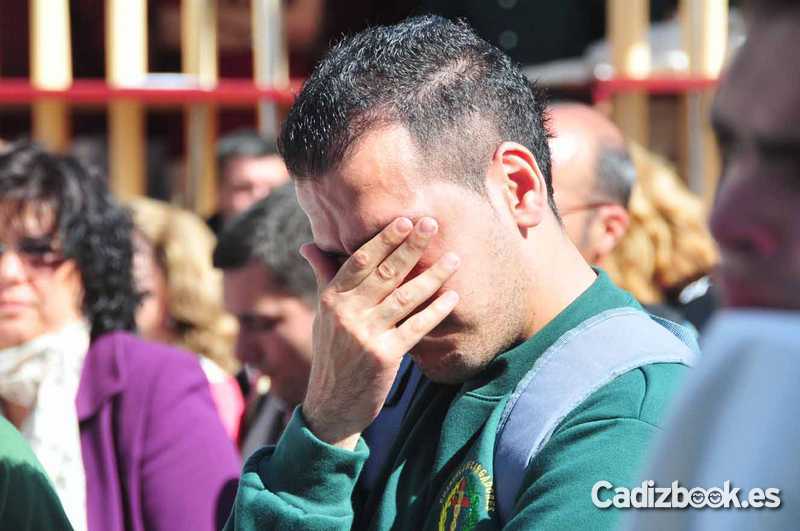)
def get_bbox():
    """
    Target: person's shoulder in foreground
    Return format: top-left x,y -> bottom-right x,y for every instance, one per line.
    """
0,416 -> 74,531
624,310 -> 800,531
80,331 -> 241,531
